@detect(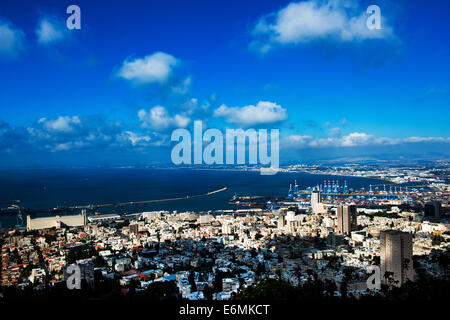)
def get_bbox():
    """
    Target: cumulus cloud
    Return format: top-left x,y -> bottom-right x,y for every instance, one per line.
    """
36,18 -> 66,44
1,114 -> 448,160
181,98 -> 210,118
138,106 -> 190,131
282,132 -> 450,149
118,52 -> 179,84
22,115 -> 161,151
0,21 -> 25,59
53,141 -> 85,151
117,131 -> 152,146
38,116 -> 81,132
26,115 -> 121,151
403,137 -> 450,144
283,135 -> 337,148
252,0 -> 393,51
213,101 -> 287,126
340,132 -> 394,146
283,135 -> 314,145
